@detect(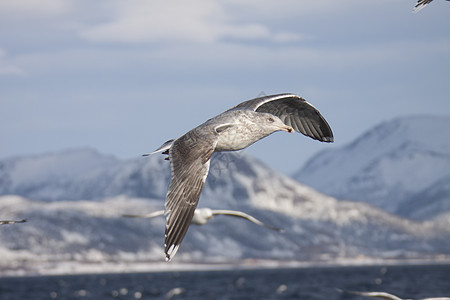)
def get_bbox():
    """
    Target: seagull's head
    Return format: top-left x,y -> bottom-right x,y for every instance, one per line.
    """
257,113 -> 293,134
